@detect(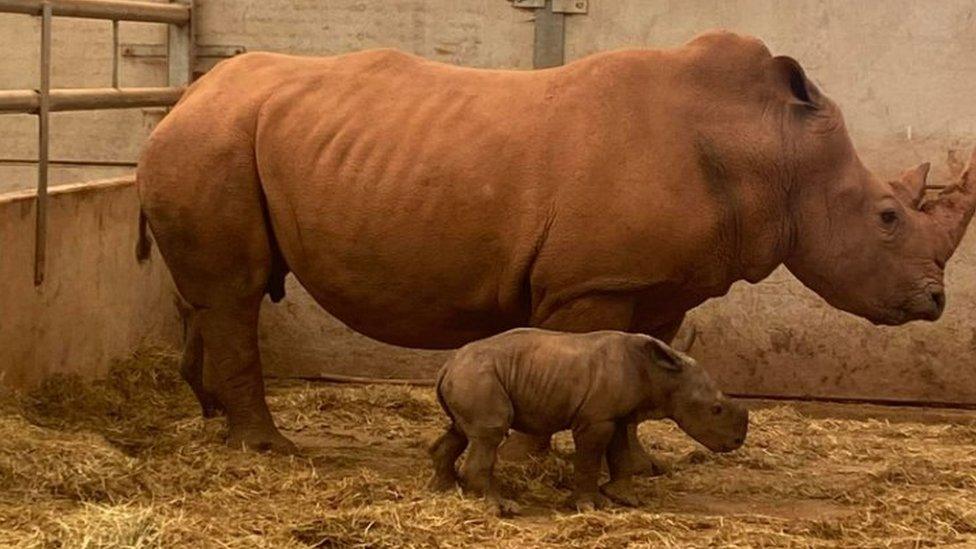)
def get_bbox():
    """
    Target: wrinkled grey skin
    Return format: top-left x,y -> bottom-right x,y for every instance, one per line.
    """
428,328 -> 748,514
